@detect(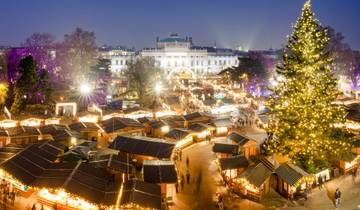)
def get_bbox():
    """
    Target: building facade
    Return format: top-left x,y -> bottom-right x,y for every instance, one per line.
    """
104,34 -> 239,77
